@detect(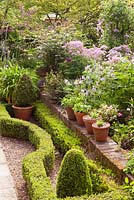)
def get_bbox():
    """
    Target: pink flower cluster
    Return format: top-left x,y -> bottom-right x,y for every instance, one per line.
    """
63,41 -> 106,60
63,41 -> 84,55
83,46 -> 106,60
